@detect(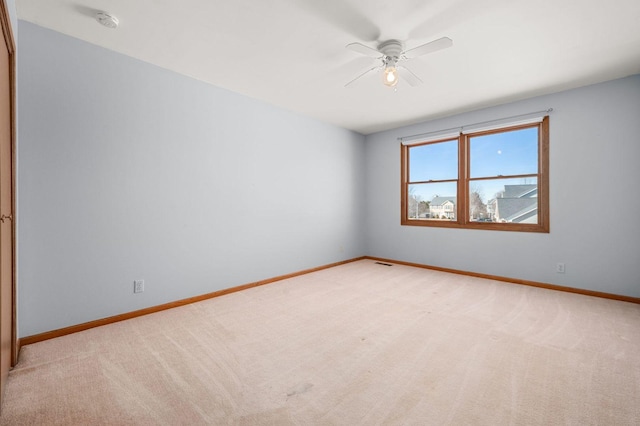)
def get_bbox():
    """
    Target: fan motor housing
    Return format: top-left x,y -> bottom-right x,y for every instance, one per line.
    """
378,40 -> 403,59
